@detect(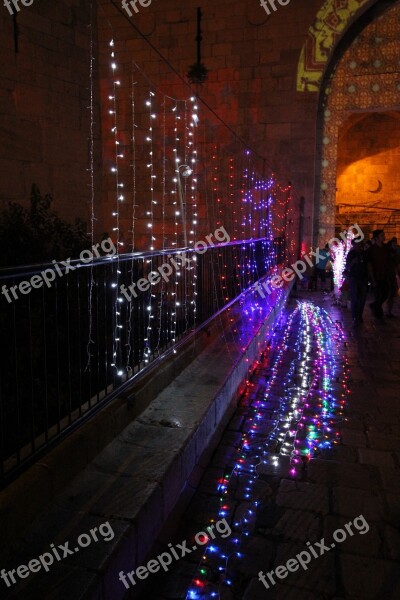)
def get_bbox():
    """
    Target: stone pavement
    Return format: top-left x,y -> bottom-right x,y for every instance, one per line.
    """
0,286 -> 290,600
130,290 -> 400,600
